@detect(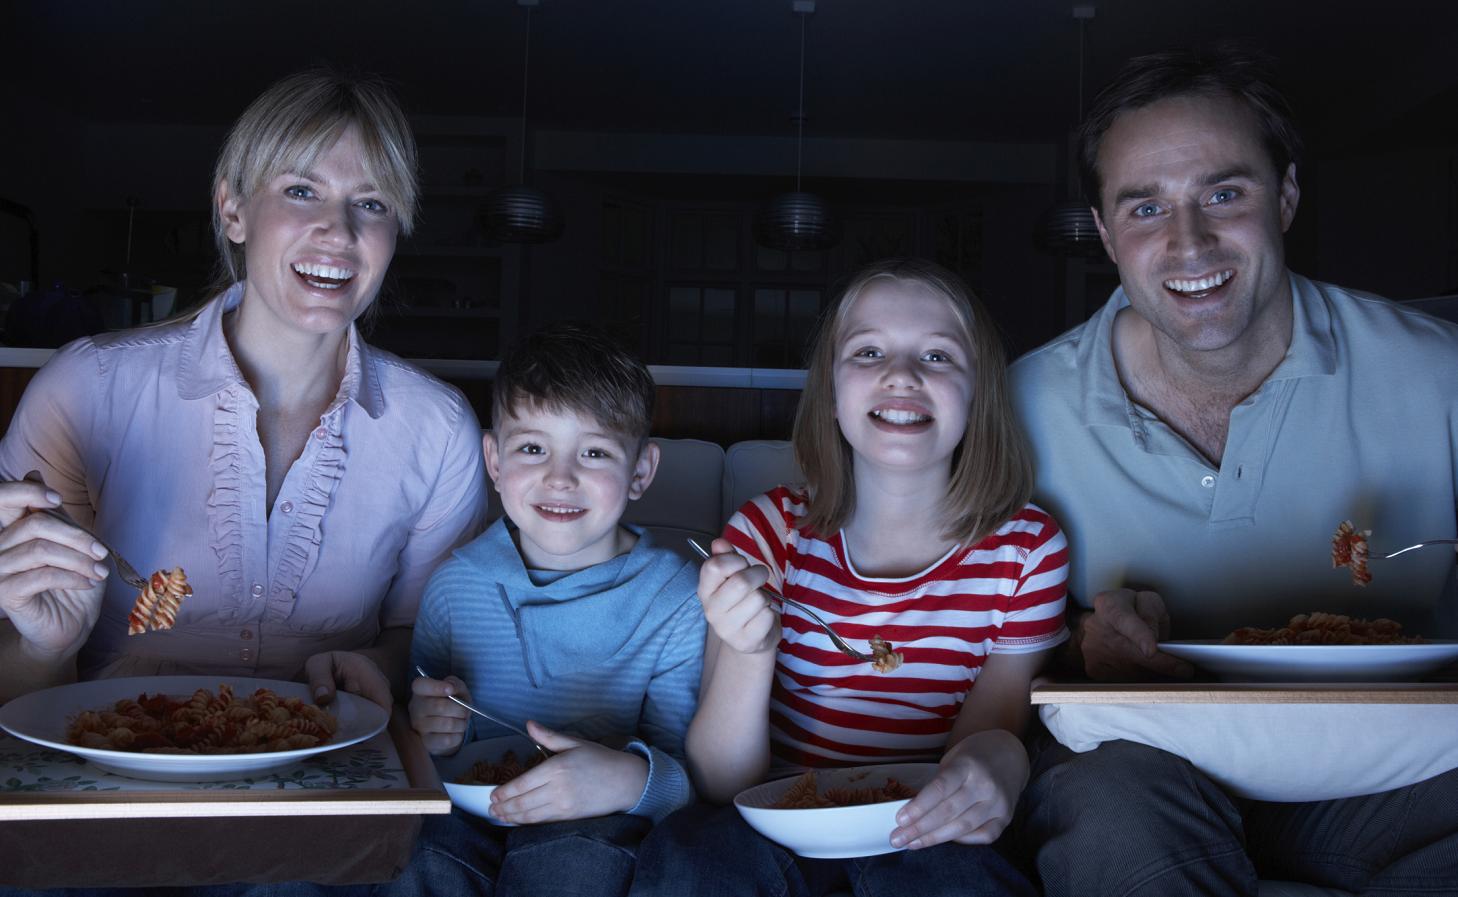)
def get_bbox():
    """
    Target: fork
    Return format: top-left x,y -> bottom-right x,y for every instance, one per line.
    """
685,538 -> 875,664
412,664 -> 552,761
32,503 -> 149,591
1380,539 -> 1458,560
